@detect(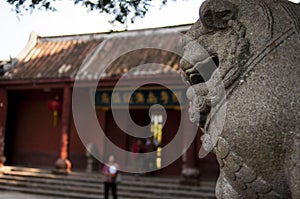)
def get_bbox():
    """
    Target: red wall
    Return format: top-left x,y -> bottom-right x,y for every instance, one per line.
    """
5,89 -> 62,168
69,116 -> 87,170
5,88 -> 218,178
